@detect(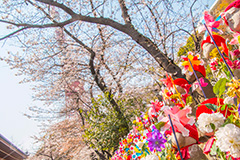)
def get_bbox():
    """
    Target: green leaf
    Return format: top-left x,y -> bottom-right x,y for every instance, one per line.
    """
155,122 -> 166,130
186,95 -> 193,105
220,104 -> 226,111
210,123 -> 216,131
228,114 -> 234,122
204,103 -> 218,111
213,78 -> 228,96
235,119 -> 240,127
